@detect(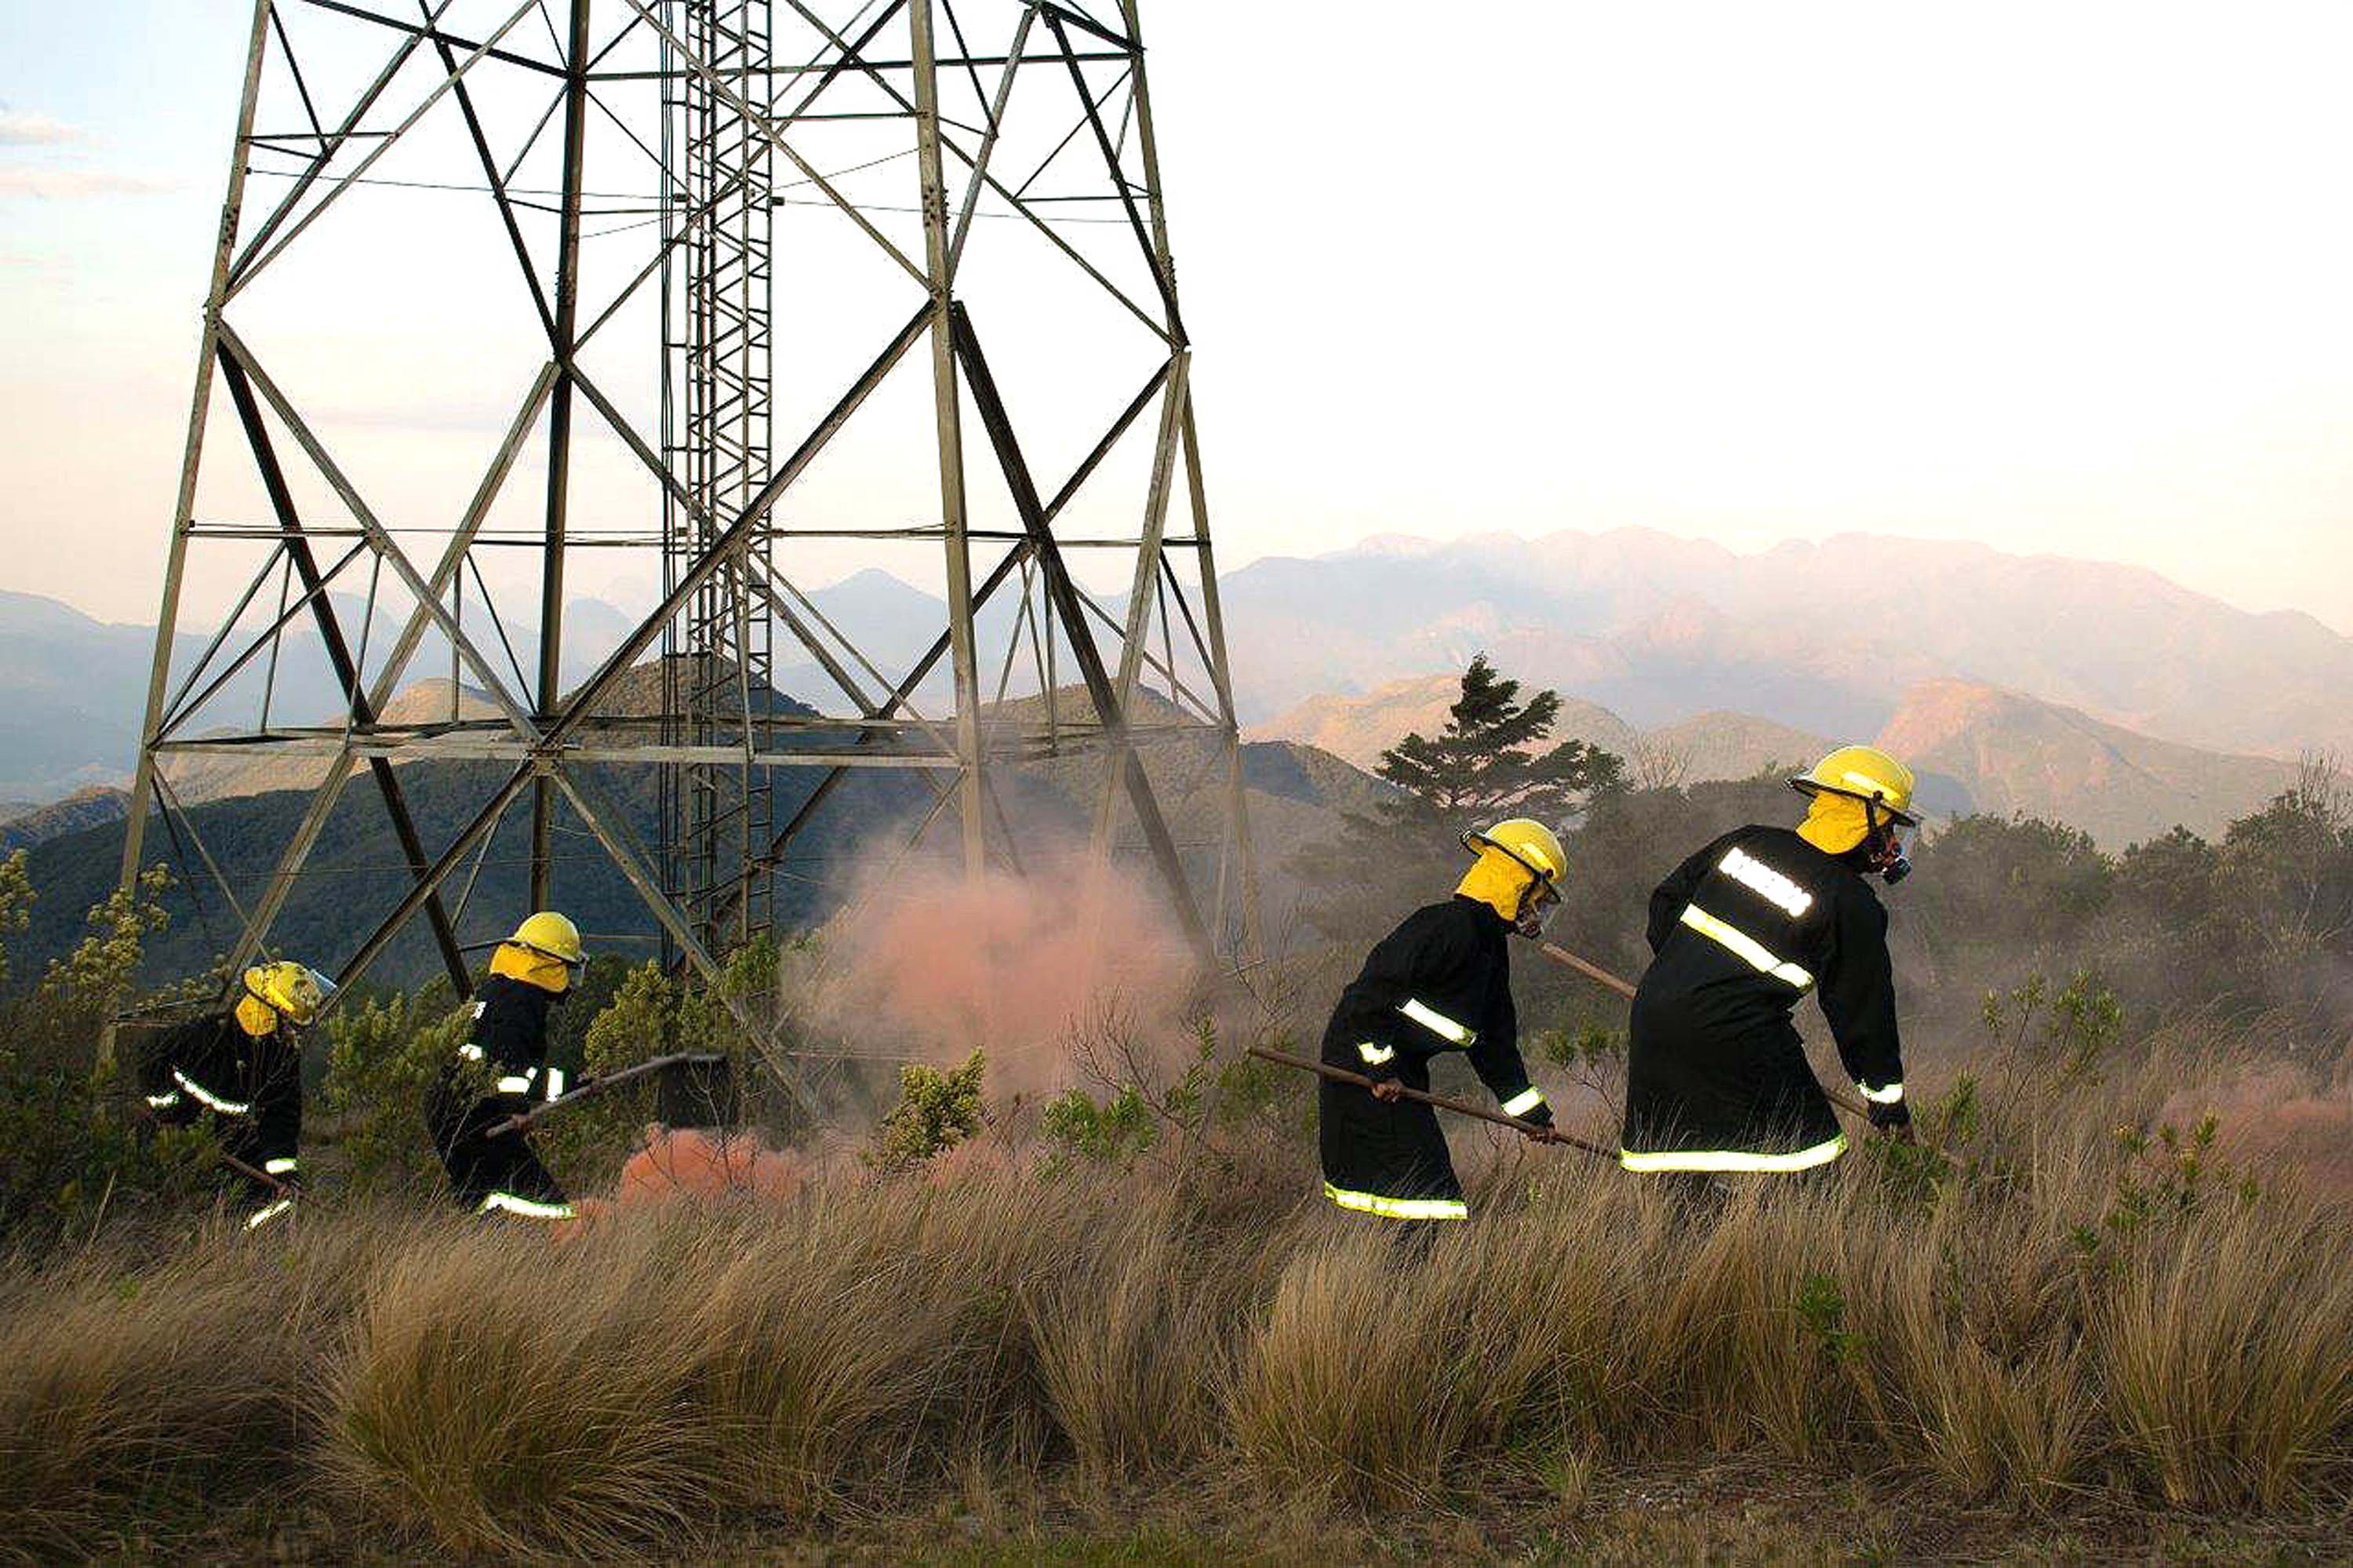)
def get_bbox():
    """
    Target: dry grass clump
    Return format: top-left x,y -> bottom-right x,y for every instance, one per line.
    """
2095,1199 -> 2353,1508
0,1207 -> 390,1560
323,1214 -> 718,1559
1018,1197 -> 1257,1484
1224,1046 -> 2353,1518
1842,1188 -> 2093,1501
322,1175 -> 1274,1556
1,1042 -> 2351,1559
1227,1177 -> 1641,1505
